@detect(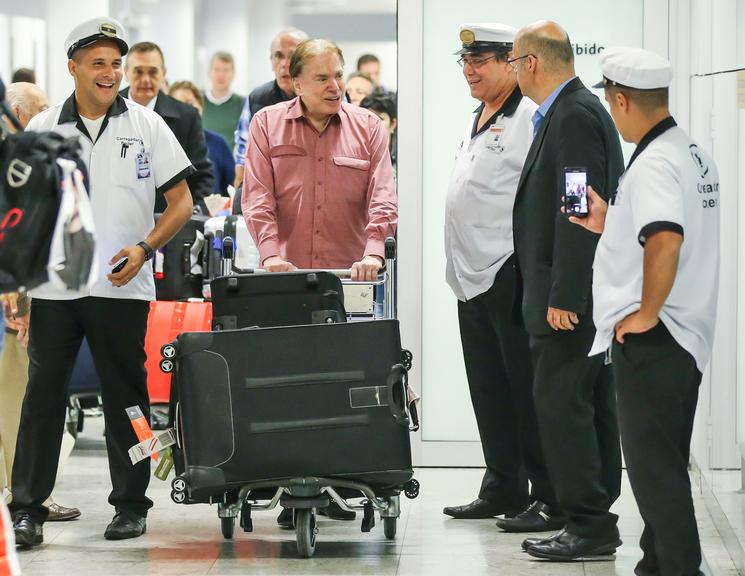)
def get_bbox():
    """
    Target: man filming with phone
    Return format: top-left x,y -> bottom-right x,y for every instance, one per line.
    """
500,20 -> 625,562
